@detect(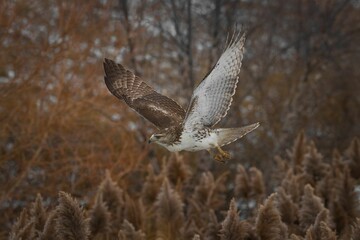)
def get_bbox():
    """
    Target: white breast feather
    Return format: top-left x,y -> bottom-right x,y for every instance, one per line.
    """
161,131 -> 218,152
